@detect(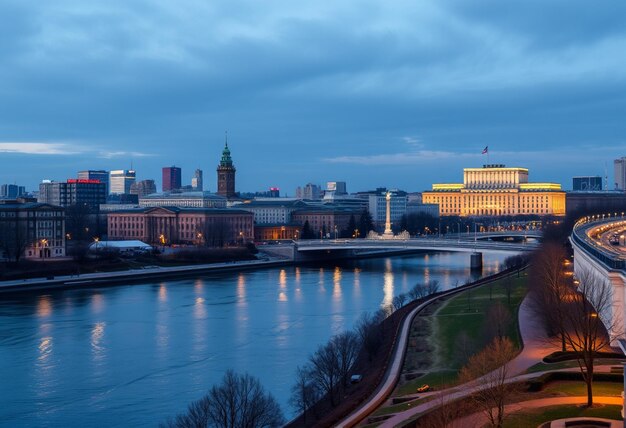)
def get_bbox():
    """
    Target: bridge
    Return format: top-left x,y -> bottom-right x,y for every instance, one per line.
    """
261,232 -> 539,264
570,215 -> 626,350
